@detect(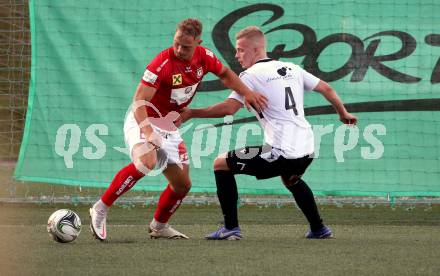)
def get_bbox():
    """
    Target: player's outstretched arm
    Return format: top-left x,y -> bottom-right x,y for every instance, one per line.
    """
313,80 -> 358,125
216,66 -> 267,112
180,98 -> 242,124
